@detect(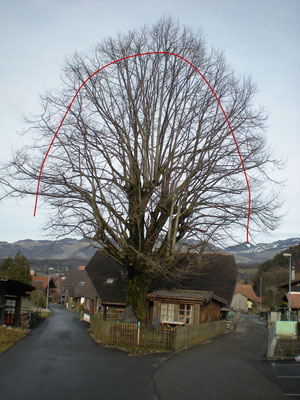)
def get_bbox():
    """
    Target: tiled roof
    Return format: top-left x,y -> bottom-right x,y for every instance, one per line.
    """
85,251 -> 127,304
32,276 -> 56,290
290,293 -> 300,309
62,269 -> 95,299
234,283 -> 259,302
151,253 -> 237,305
148,289 -> 227,304
85,251 -> 237,306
